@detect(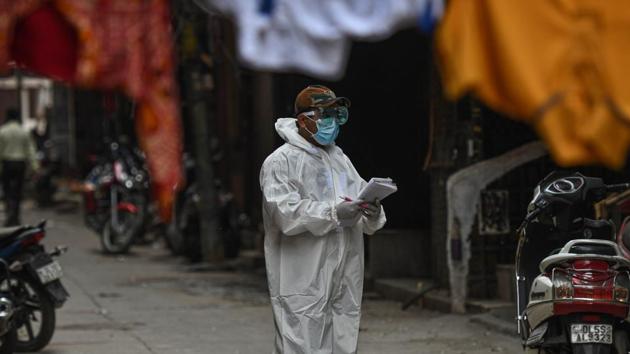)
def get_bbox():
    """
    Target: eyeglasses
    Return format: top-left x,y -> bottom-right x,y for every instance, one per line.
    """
304,106 -> 349,125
